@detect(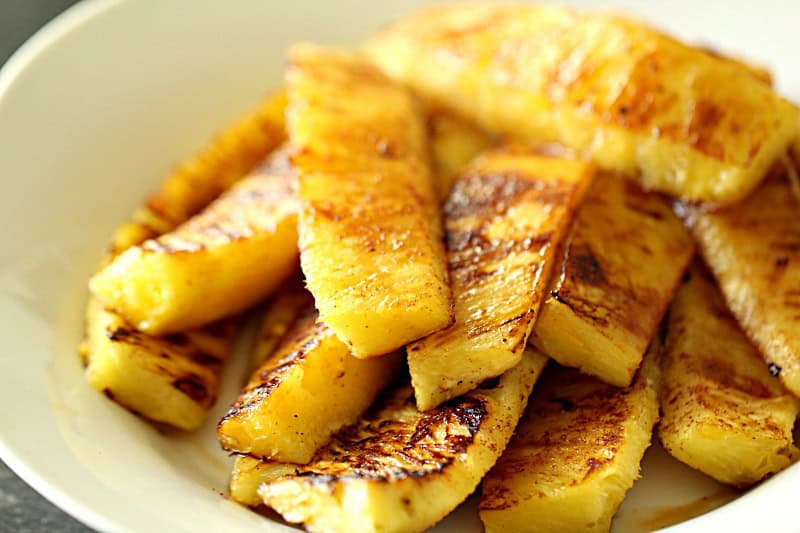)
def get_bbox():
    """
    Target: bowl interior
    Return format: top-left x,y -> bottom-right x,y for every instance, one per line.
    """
0,1 -> 797,532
